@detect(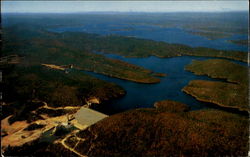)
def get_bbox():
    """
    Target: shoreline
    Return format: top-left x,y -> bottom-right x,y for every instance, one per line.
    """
41,63 -> 161,84
182,88 -> 249,114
